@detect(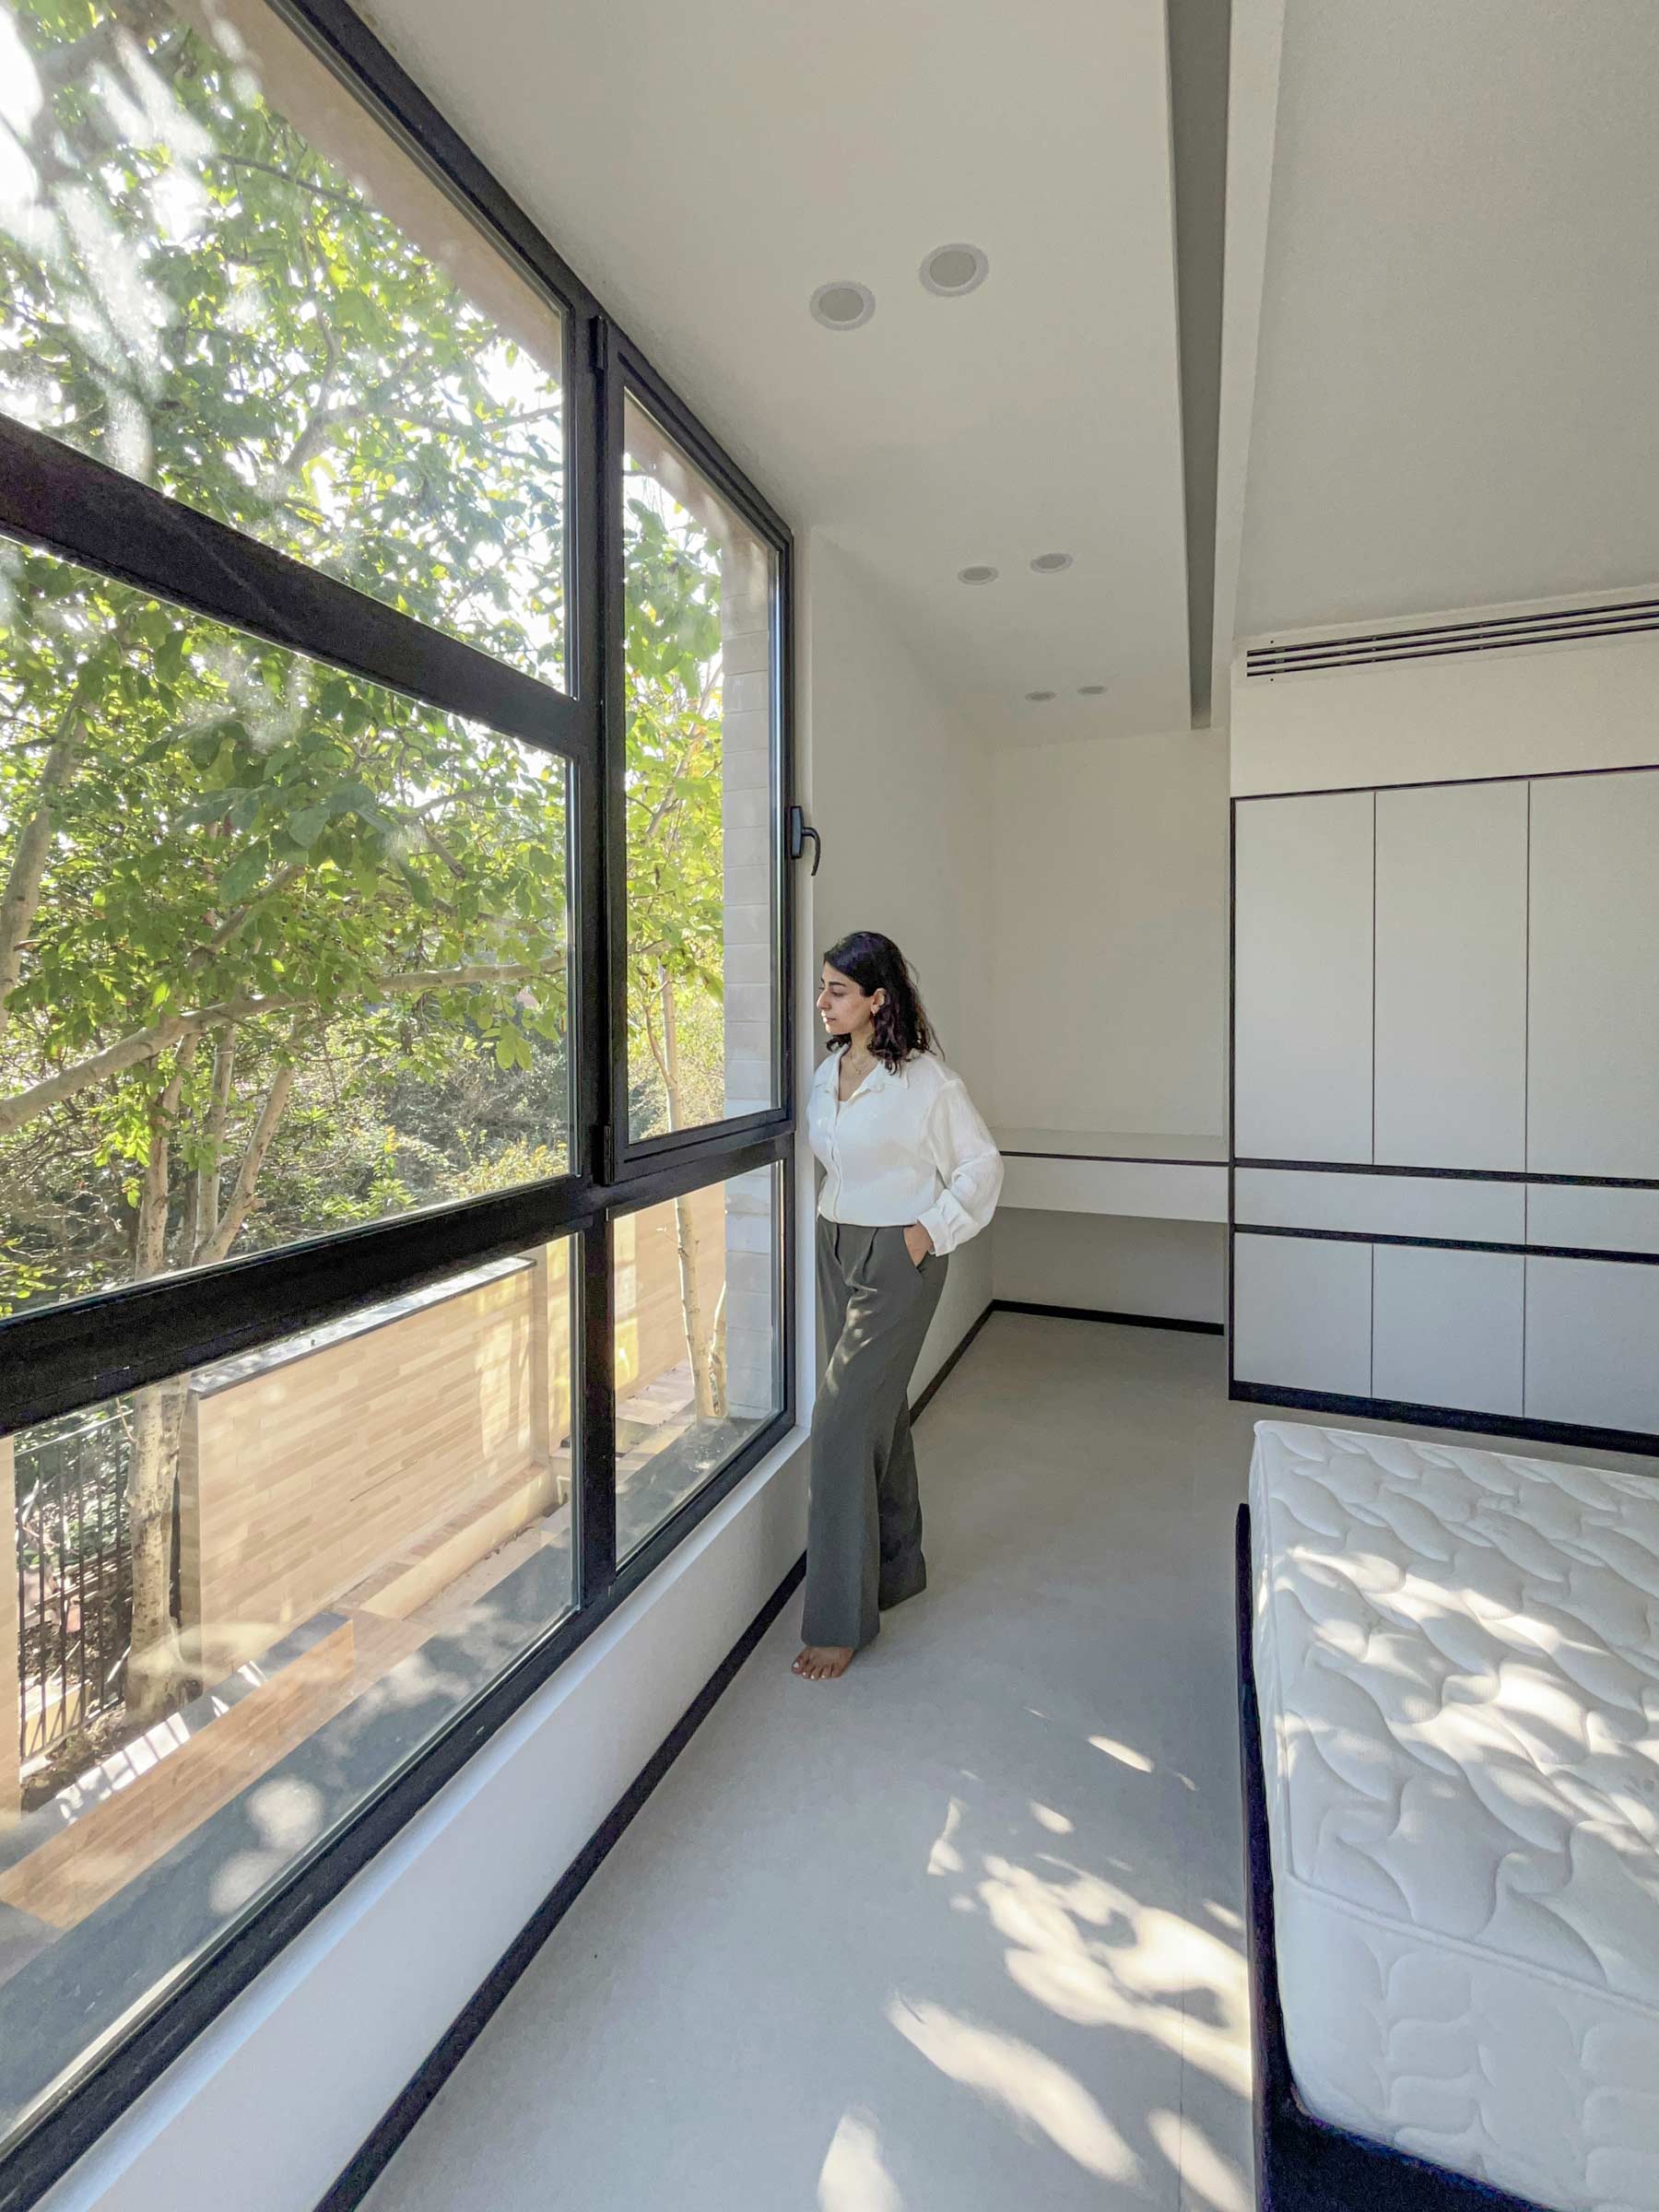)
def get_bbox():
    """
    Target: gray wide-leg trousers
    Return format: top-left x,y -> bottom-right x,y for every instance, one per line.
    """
801,1217 -> 949,1652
